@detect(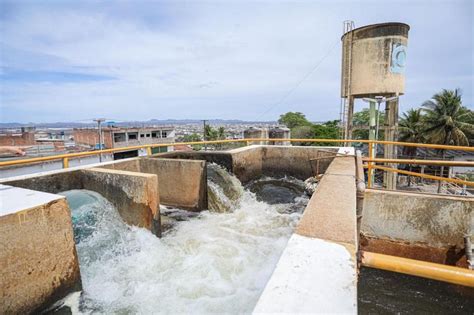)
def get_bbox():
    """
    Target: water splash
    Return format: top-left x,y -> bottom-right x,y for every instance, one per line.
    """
59,174 -> 307,314
207,163 -> 244,213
